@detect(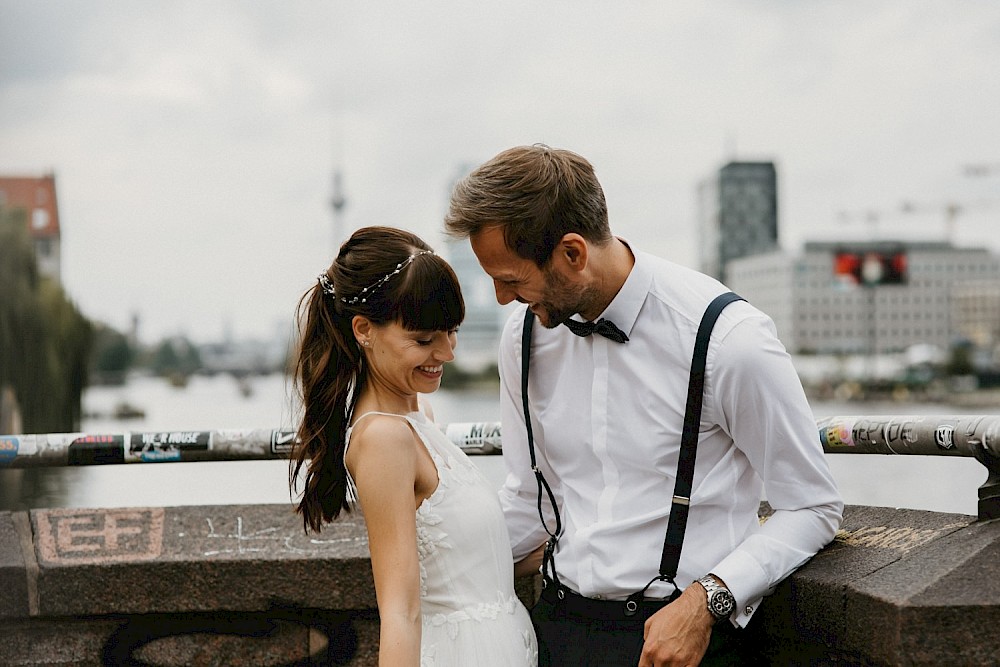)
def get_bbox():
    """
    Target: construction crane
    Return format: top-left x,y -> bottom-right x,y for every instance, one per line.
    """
839,198 -> 997,244
836,208 -> 885,239
898,200 -> 966,242
963,163 -> 1000,178
837,163 -> 999,243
